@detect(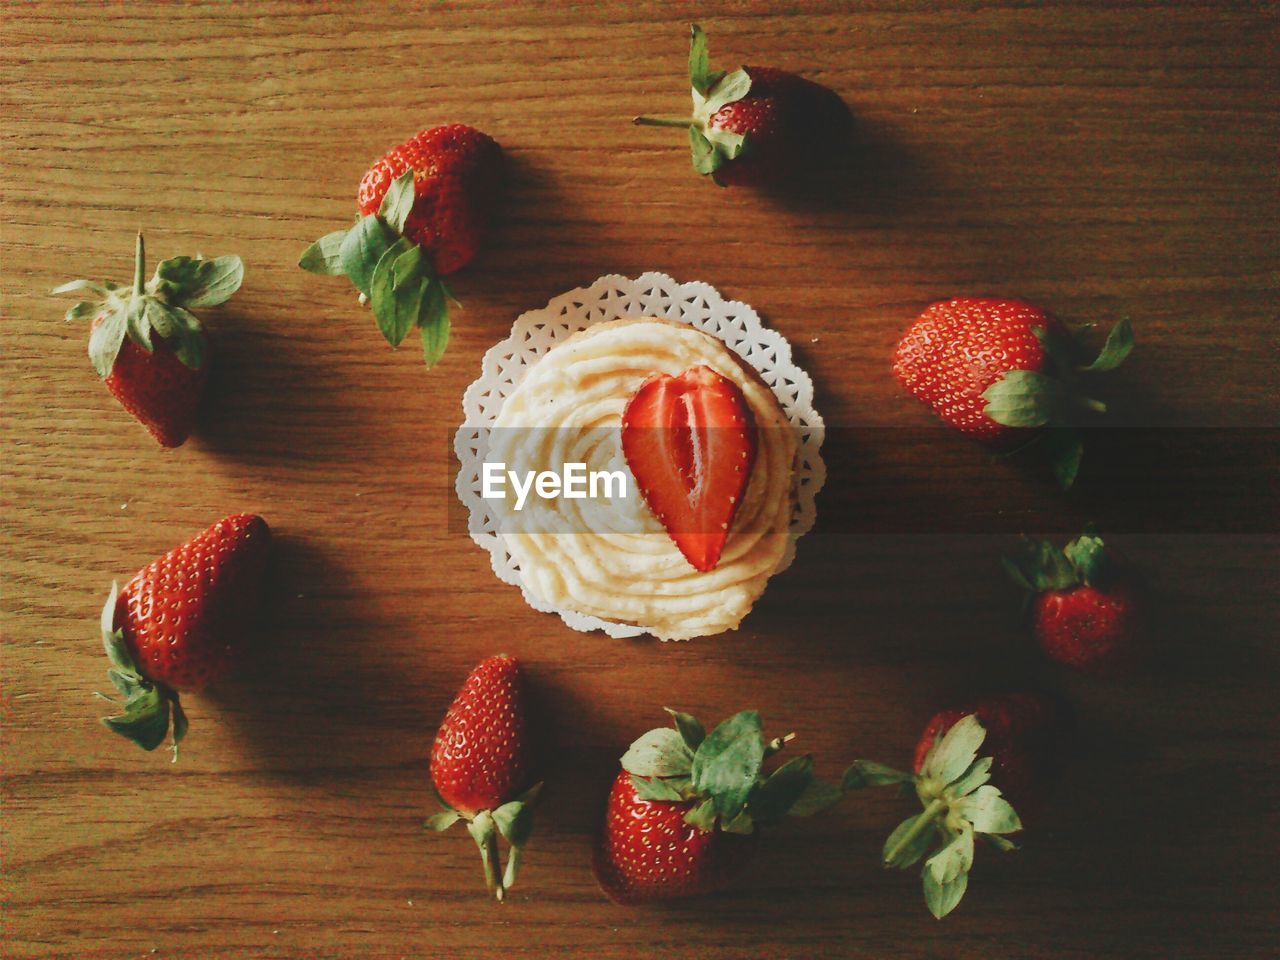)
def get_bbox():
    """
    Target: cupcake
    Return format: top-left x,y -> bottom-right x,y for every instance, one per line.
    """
485,318 -> 797,640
